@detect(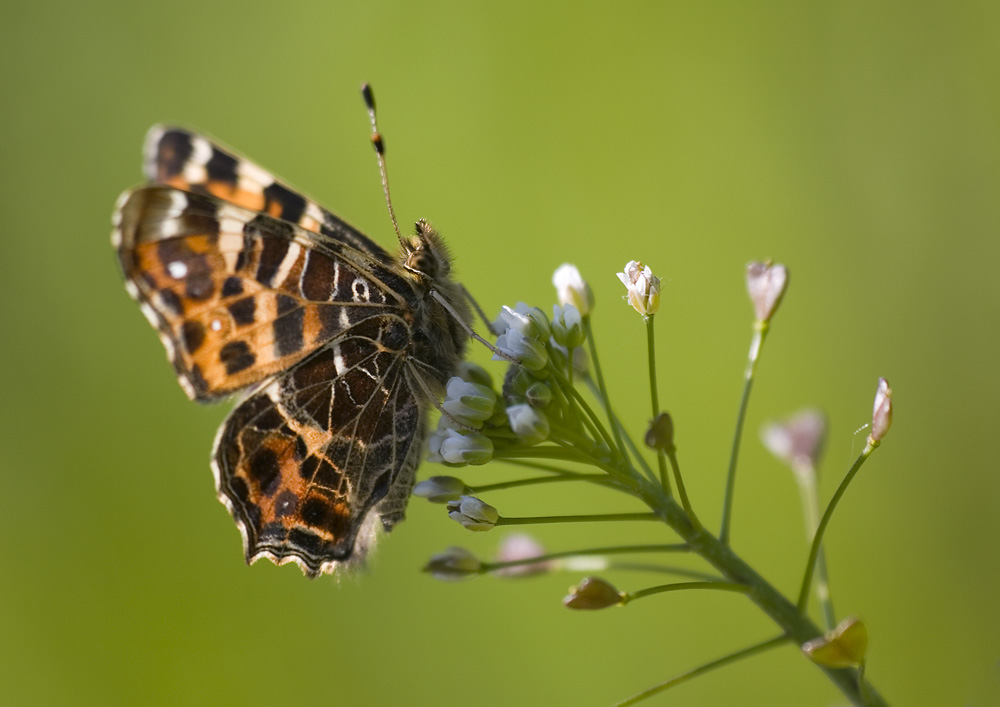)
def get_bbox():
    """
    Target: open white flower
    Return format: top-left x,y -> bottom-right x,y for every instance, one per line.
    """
617,260 -> 660,316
